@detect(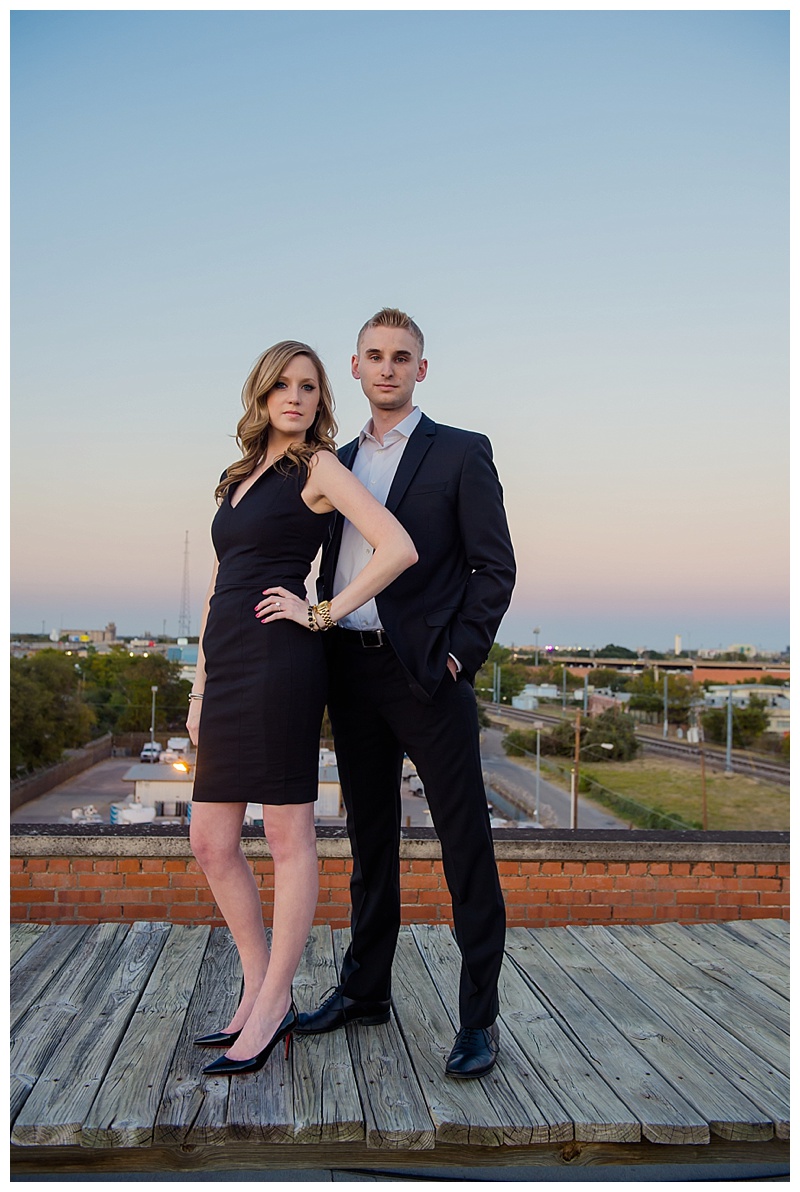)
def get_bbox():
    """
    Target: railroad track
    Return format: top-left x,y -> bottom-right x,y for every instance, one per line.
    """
485,703 -> 790,786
